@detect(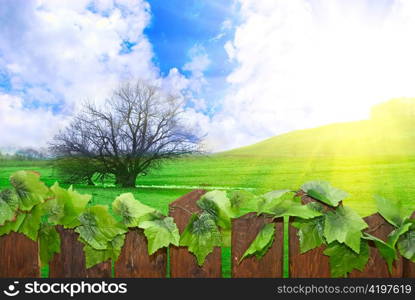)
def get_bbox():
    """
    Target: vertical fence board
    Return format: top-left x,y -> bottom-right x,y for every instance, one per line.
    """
289,226 -> 330,278
114,229 -> 167,277
289,192 -> 331,278
49,226 -> 111,278
0,232 -> 40,278
403,212 -> 415,278
169,189 -> 222,278
349,213 -> 403,277
232,213 -> 283,277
